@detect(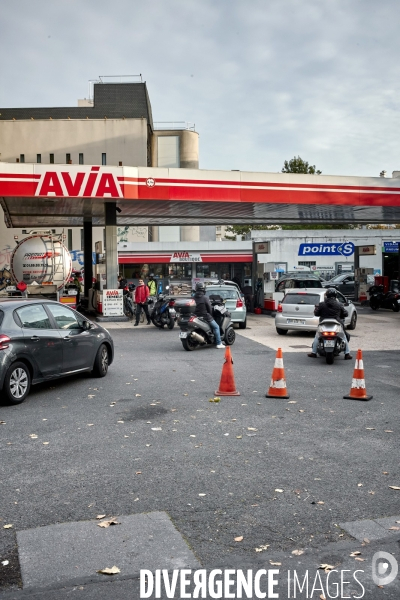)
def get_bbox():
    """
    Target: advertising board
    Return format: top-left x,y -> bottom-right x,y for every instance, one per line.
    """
103,289 -> 123,316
